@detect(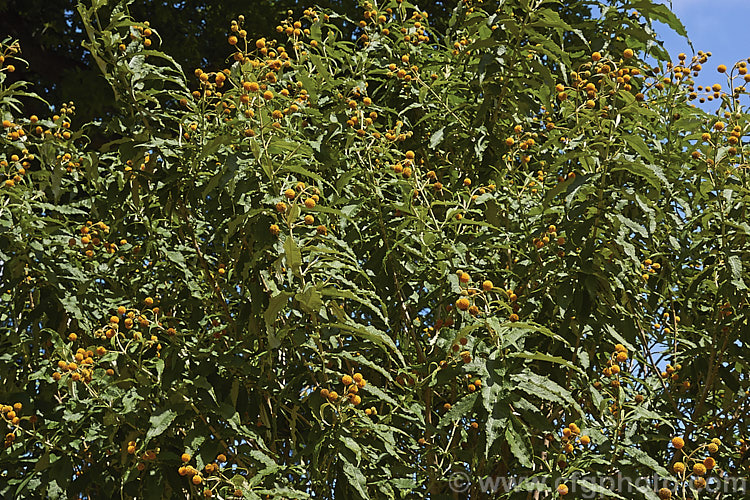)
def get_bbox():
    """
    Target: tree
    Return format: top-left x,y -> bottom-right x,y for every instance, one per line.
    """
0,0 -> 463,127
1,0 -> 749,498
